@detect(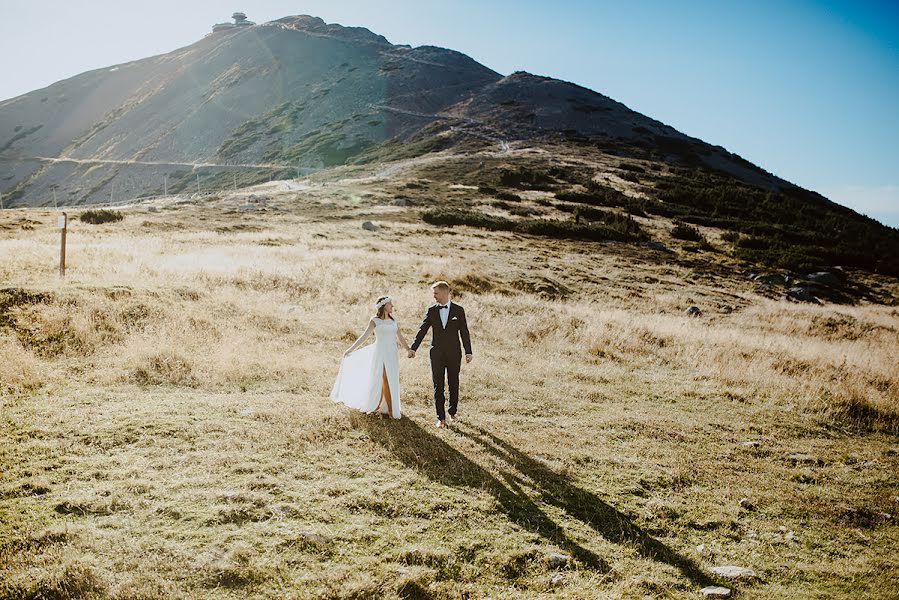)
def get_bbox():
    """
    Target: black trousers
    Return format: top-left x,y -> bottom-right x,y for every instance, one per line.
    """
430,347 -> 462,421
